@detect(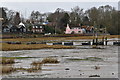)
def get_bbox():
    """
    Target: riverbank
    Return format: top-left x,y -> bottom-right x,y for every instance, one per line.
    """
1,35 -> 119,51
1,43 -> 74,51
2,35 -> 119,42
2,46 -> 118,78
